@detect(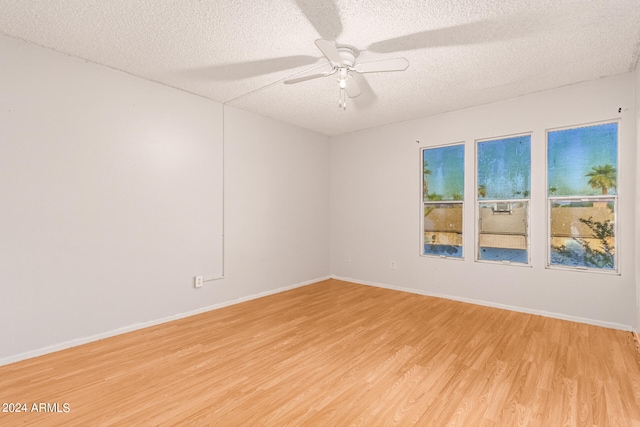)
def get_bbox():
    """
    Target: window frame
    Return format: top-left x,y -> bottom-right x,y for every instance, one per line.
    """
545,120 -> 620,274
420,142 -> 465,260
475,133 -> 532,266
